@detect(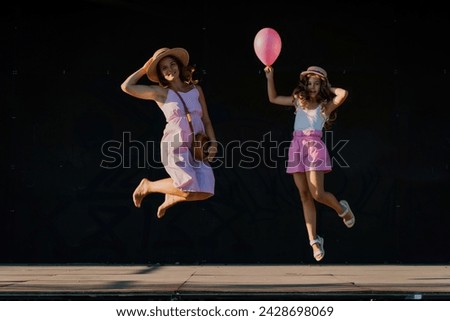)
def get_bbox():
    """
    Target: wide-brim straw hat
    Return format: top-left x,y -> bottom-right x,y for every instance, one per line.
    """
300,66 -> 328,80
146,47 -> 189,83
